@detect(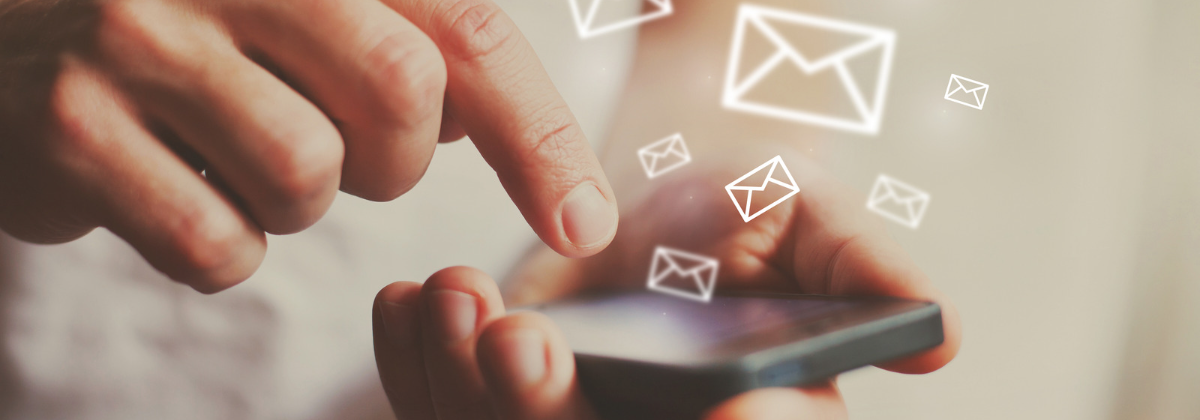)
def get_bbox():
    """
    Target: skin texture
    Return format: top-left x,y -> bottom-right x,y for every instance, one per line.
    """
371,2 -> 960,417
0,0 -> 619,293
373,154 -> 963,420
0,0 -> 961,417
